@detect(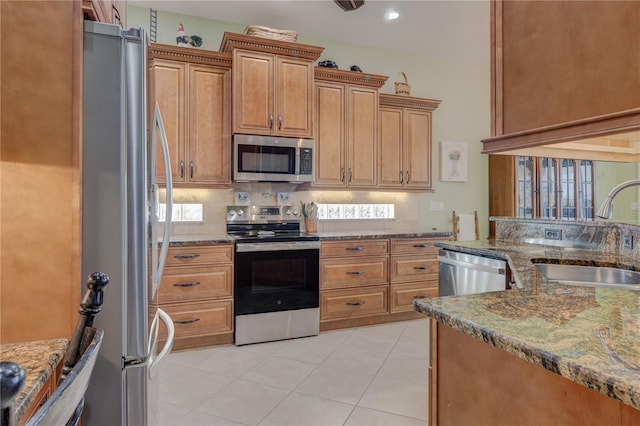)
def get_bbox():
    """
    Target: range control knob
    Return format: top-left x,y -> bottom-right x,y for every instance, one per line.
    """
237,209 -> 244,216
292,209 -> 300,217
285,209 -> 292,216
228,209 -> 237,218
